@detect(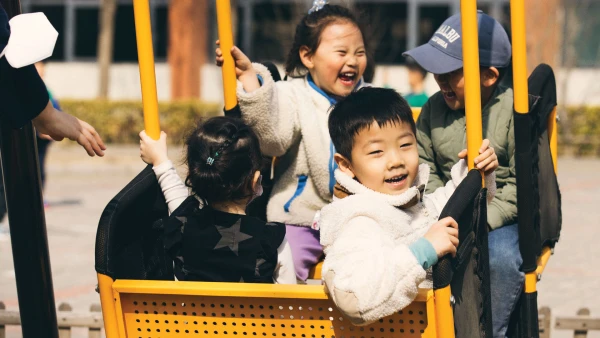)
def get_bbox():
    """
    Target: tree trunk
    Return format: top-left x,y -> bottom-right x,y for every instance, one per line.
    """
97,0 -> 117,99
168,0 -> 208,100
525,0 -> 562,72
